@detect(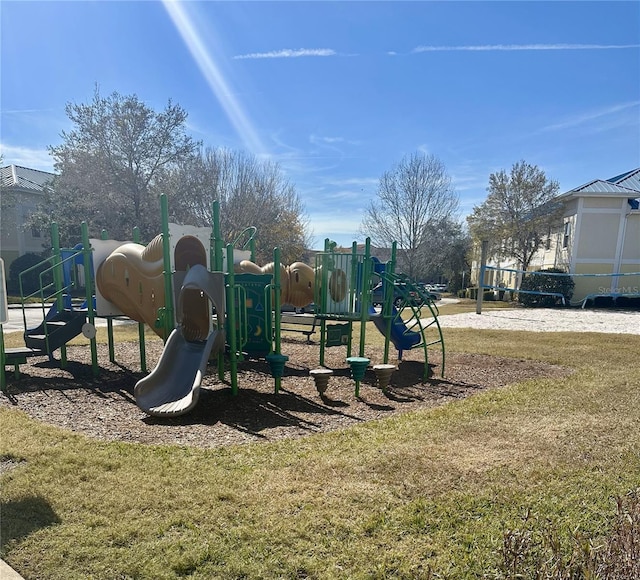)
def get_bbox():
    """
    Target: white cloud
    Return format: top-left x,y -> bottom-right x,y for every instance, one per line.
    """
452,173 -> 486,192
307,212 -> 362,242
315,136 -> 345,144
412,43 -> 640,53
539,101 -> 640,133
0,143 -> 54,172
233,48 -> 337,60
309,134 -> 361,147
